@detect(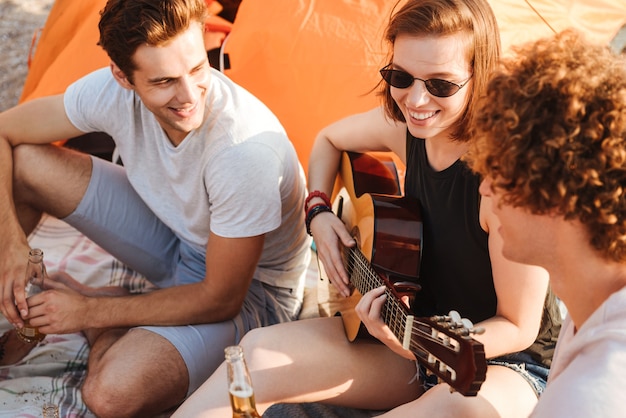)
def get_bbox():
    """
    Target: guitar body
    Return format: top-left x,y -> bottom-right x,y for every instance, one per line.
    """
324,152 -> 423,341
317,152 -> 487,397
